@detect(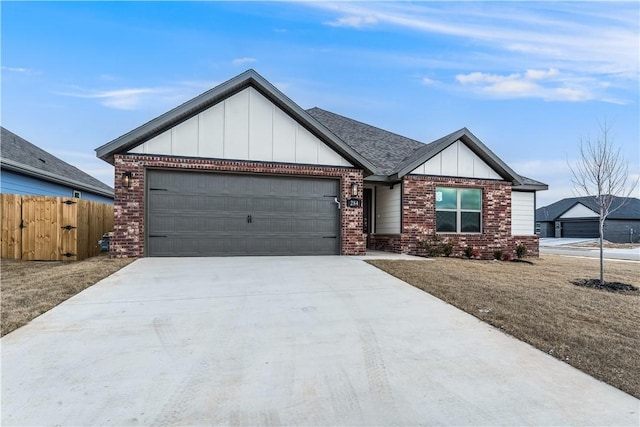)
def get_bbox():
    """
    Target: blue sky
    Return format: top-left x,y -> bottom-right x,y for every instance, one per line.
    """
2,1 -> 638,207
